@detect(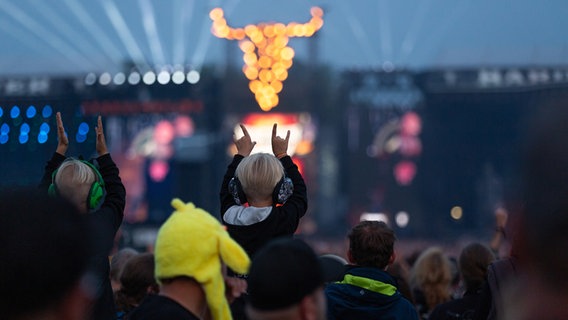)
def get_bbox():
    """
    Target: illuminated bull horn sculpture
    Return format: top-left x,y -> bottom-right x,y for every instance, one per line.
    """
210,7 -> 324,111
